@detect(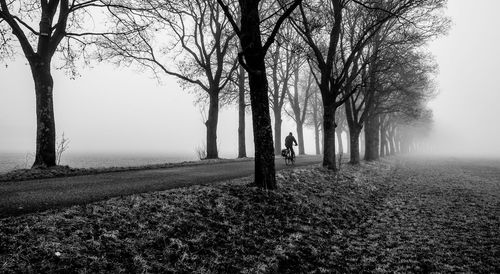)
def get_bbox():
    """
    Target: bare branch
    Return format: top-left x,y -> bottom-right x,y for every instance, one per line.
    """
262,0 -> 301,53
